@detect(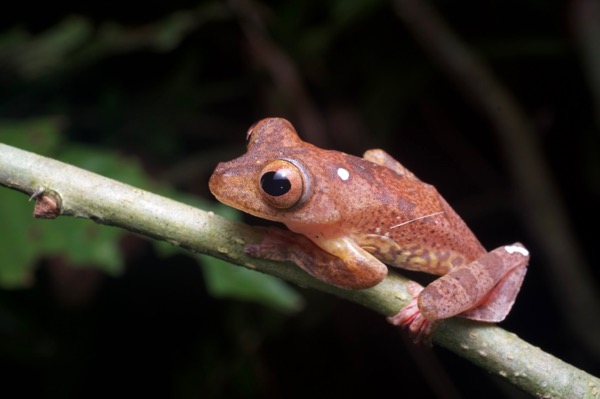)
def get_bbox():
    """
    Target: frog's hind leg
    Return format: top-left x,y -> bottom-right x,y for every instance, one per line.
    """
389,243 -> 529,343
459,258 -> 527,322
417,243 -> 529,322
